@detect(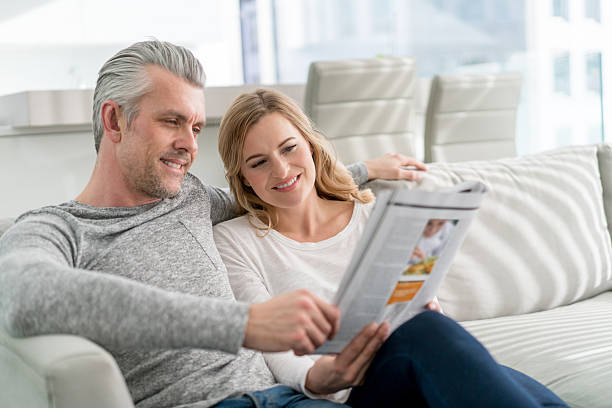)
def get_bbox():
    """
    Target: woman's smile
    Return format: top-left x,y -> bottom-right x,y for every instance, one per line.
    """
272,174 -> 301,191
